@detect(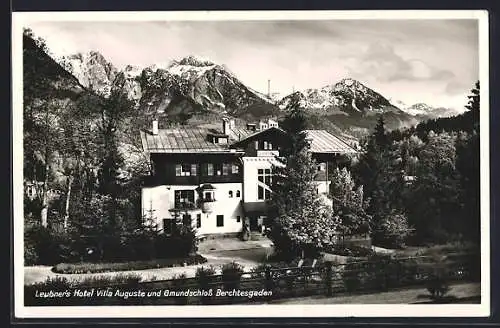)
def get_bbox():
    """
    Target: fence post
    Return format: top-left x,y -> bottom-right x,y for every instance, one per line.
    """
325,262 -> 333,297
